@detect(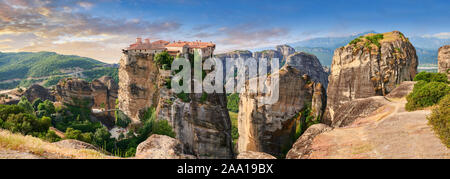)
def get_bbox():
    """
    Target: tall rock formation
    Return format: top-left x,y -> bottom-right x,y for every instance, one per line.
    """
118,53 -> 160,123
325,31 -> 418,125
238,56 -> 327,157
119,51 -> 234,159
438,45 -> 450,80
